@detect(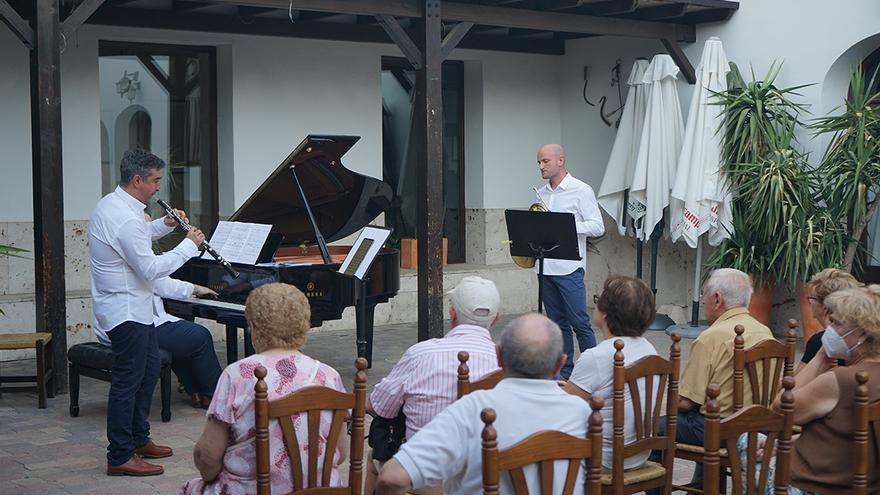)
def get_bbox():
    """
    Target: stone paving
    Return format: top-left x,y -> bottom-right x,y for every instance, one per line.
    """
0,314 -> 742,494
